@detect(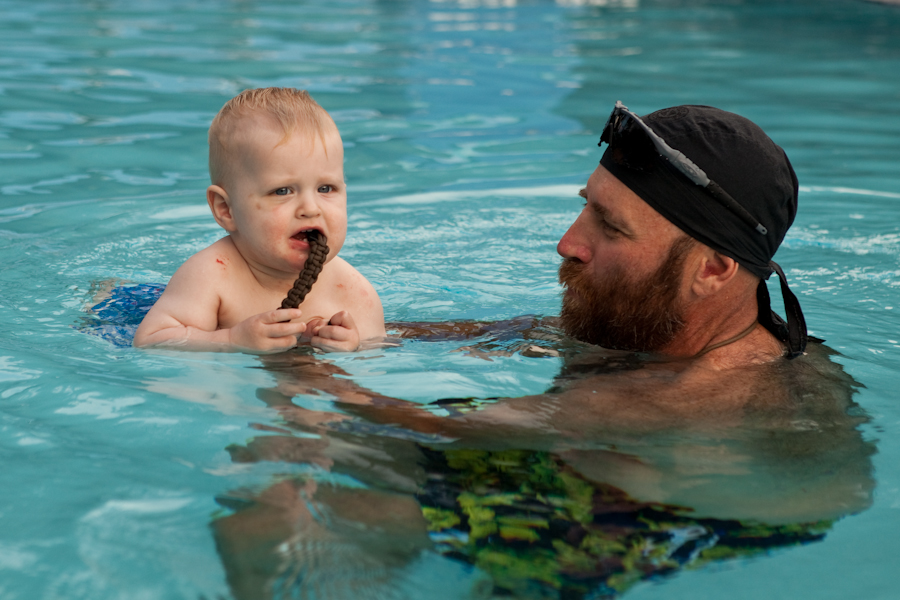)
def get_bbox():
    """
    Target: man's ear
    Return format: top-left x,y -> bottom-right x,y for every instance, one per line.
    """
207,185 -> 236,232
690,248 -> 740,298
